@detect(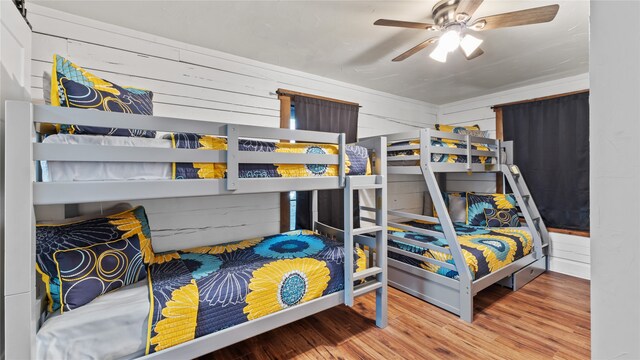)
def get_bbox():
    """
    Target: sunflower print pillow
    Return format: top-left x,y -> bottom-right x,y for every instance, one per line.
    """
435,124 -> 480,134
51,54 -> 155,137
36,206 -> 154,312
466,193 -> 518,226
54,236 -> 147,312
483,208 -> 521,228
